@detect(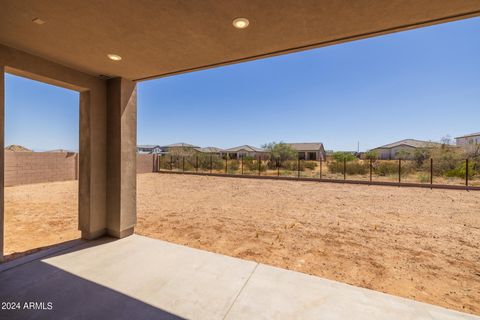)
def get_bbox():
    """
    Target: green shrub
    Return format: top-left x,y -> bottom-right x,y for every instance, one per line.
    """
332,152 -> 356,162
